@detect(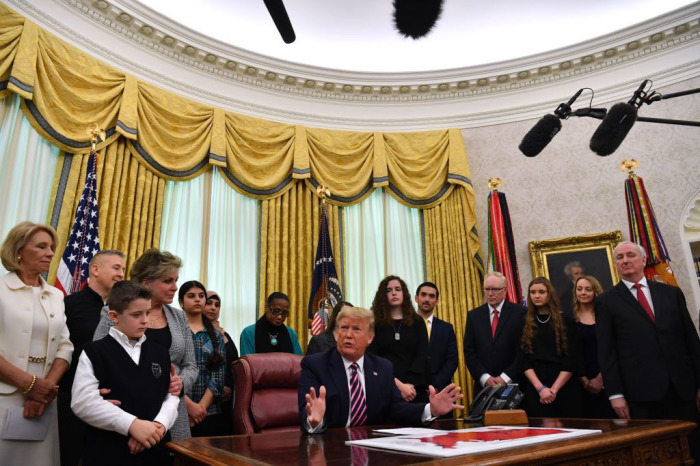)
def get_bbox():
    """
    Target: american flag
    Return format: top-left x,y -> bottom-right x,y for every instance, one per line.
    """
308,203 -> 343,336
55,150 -> 100,295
